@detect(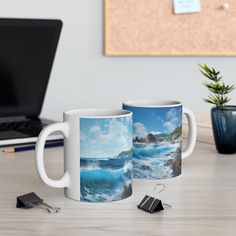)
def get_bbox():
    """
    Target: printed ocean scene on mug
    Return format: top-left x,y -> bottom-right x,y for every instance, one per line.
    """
80,116 -> 133,202
131,106 -> 182,179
